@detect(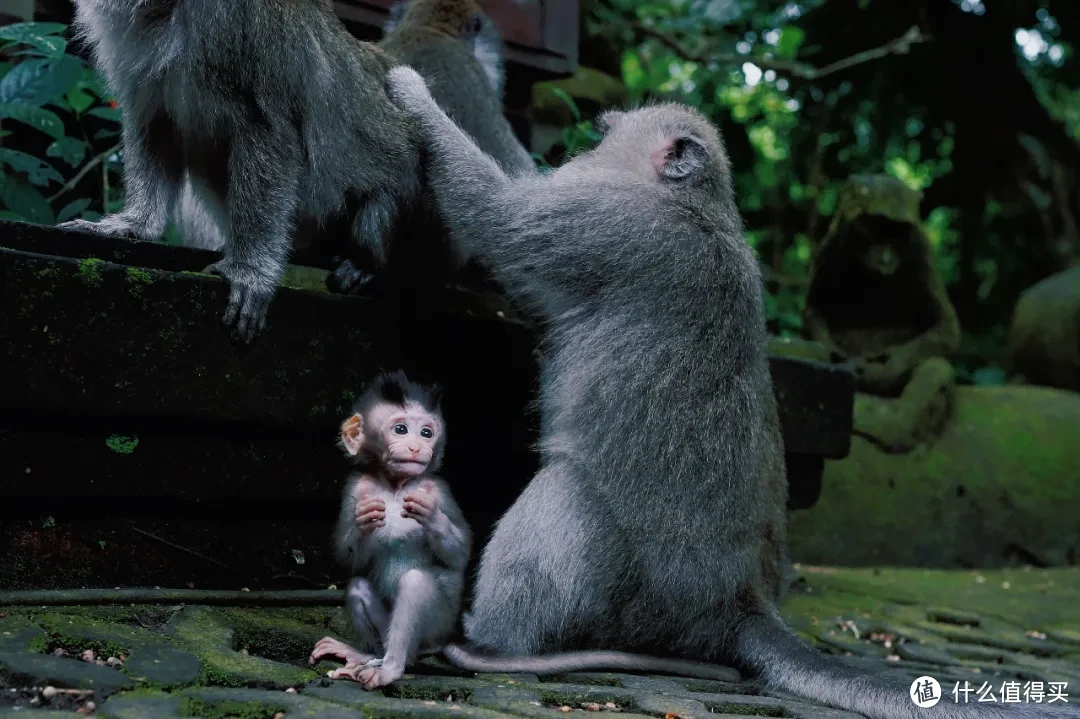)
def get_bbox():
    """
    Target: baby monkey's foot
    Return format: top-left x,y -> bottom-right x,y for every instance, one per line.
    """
358,661 -> 403,691
309,636 -> 373,668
